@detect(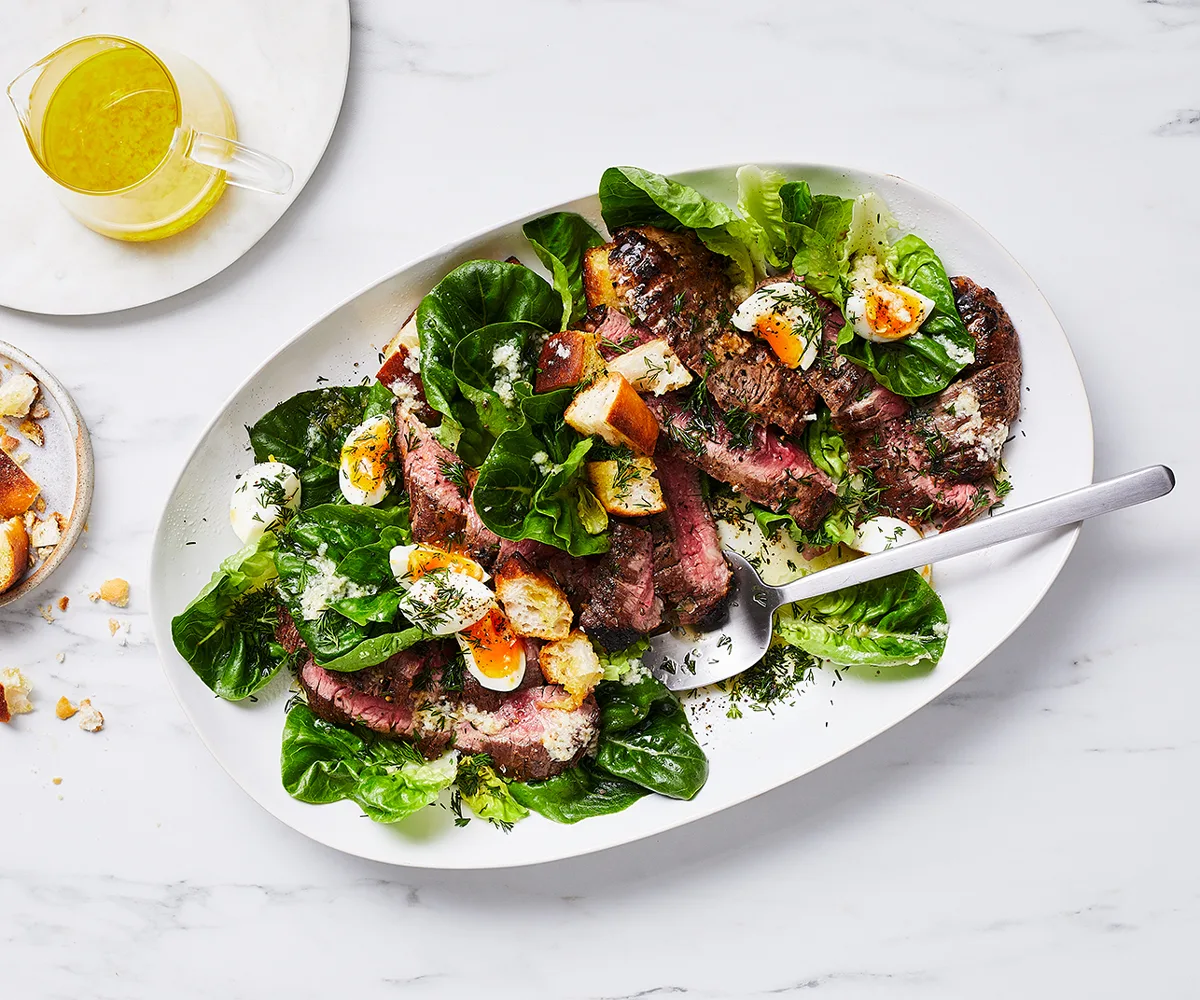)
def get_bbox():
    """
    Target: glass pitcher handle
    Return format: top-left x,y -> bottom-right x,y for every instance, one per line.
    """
184,130 -> 293,195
